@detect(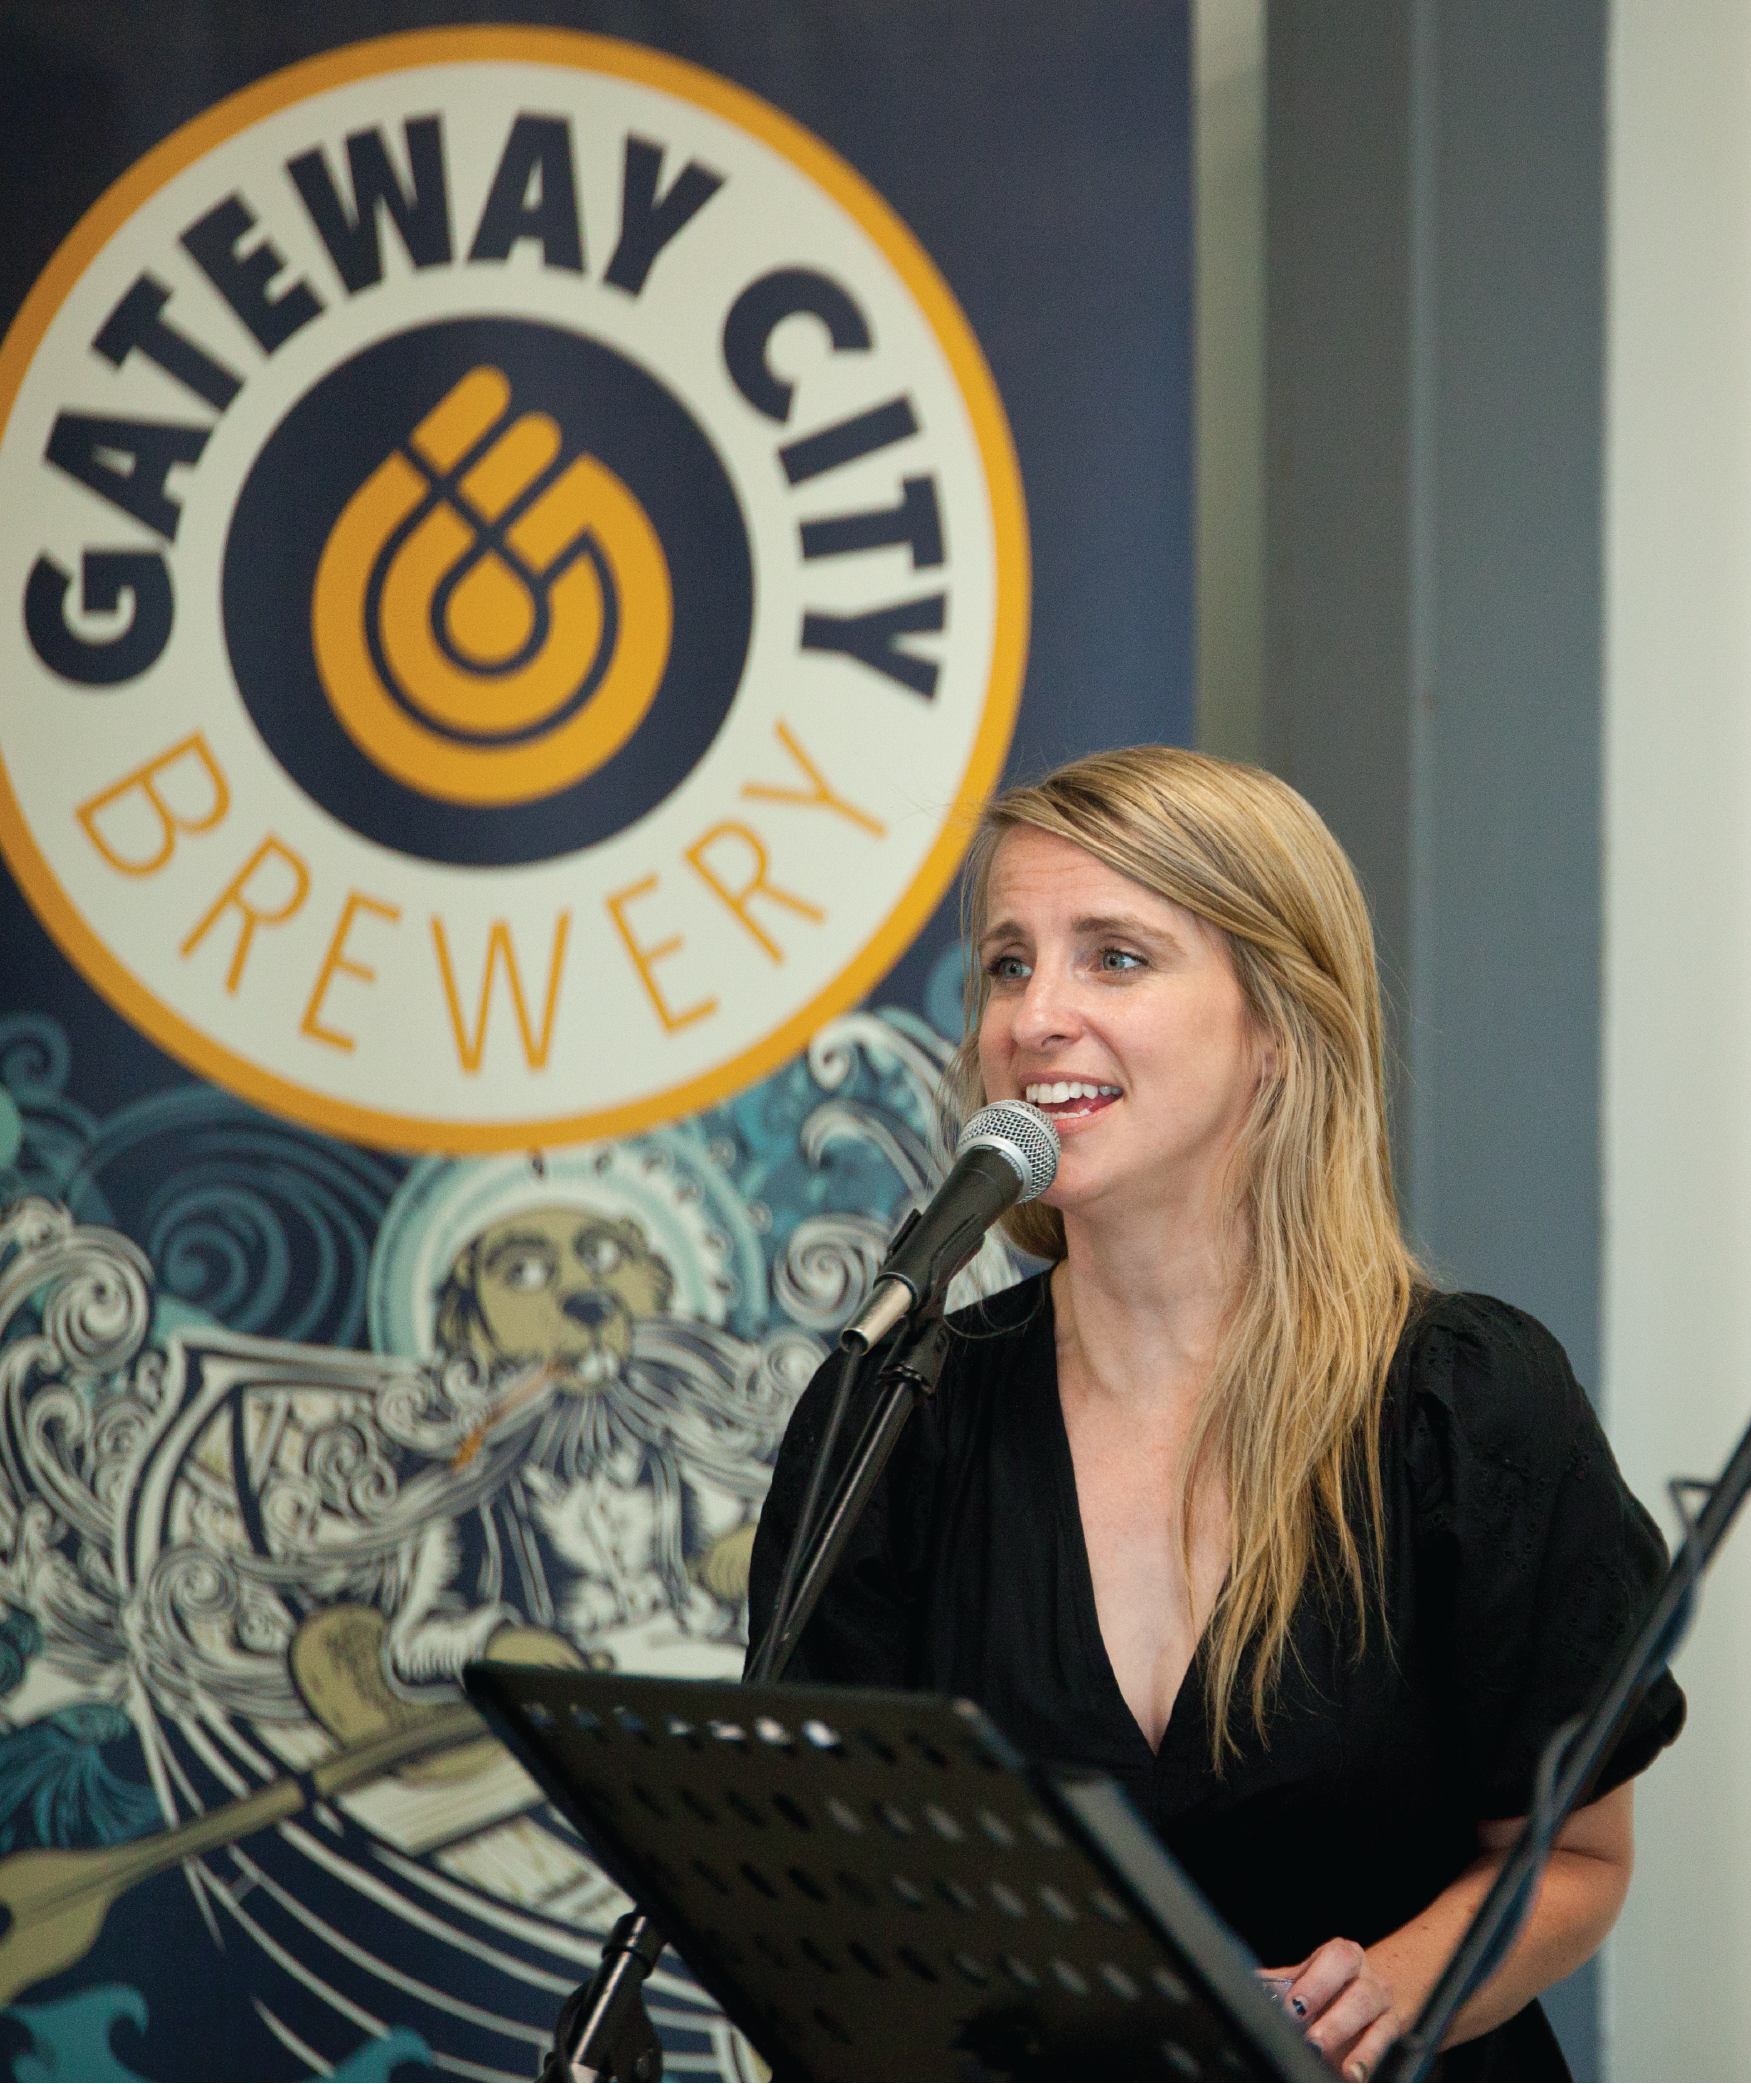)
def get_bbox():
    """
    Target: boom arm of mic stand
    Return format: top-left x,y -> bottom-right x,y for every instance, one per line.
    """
546,1312 -> 953,2078
1382,1405 -> 1751,2079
